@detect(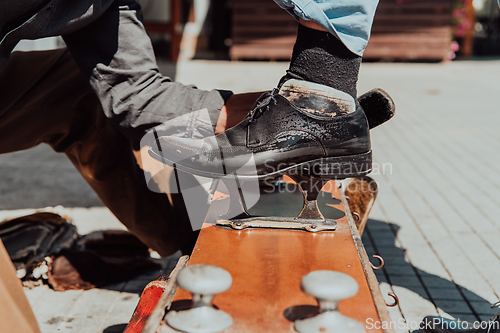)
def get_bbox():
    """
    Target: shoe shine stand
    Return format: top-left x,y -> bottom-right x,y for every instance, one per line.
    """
144,174 -> 394,333
123,88 -> 396,333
